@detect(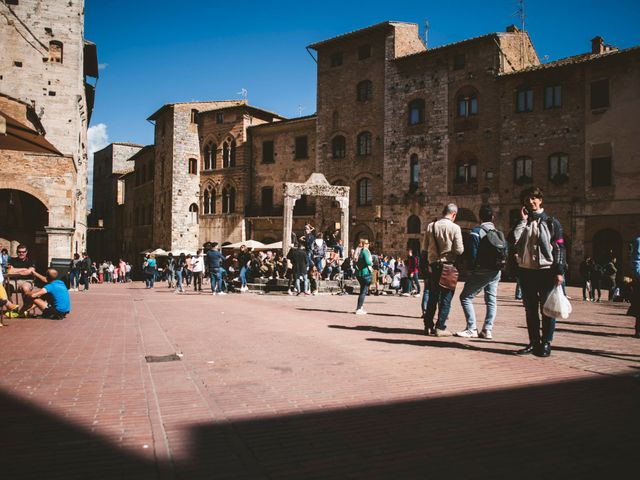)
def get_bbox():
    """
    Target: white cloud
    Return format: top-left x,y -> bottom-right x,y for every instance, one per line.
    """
98,63 -> 108,70
87,123 -> 109,209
